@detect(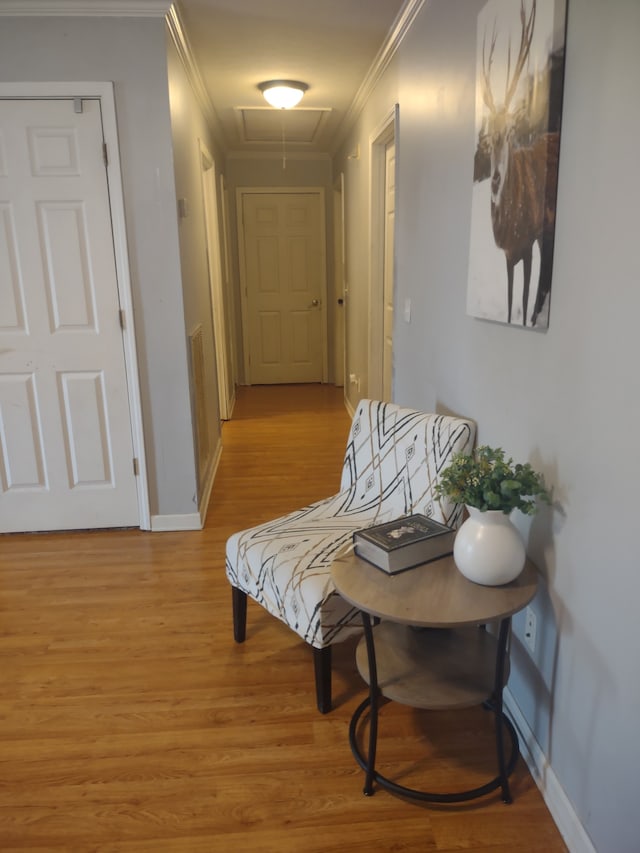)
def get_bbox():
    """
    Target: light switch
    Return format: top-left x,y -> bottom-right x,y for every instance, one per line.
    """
403,298 -> 412,323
